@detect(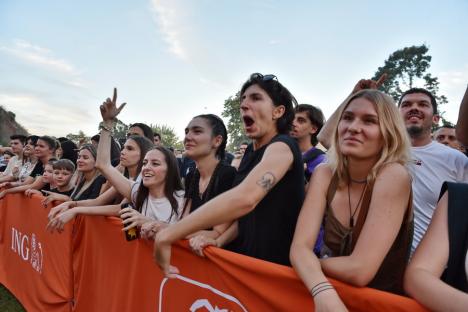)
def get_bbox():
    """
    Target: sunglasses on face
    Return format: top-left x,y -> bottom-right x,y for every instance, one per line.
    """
249,73 -> 278,82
